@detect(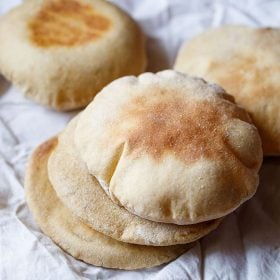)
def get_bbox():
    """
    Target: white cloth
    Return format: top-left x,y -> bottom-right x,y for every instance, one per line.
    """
0,0 -> 280,279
